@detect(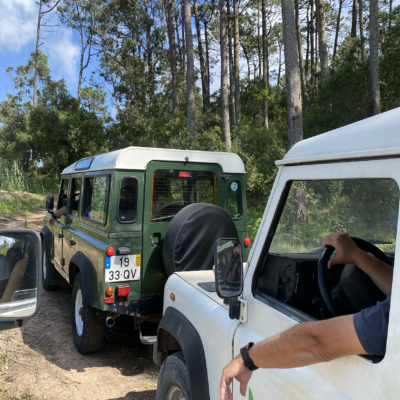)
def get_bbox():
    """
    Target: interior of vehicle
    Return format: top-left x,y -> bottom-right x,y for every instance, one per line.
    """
254,179 -> 398,322
151,170 -> 216,222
